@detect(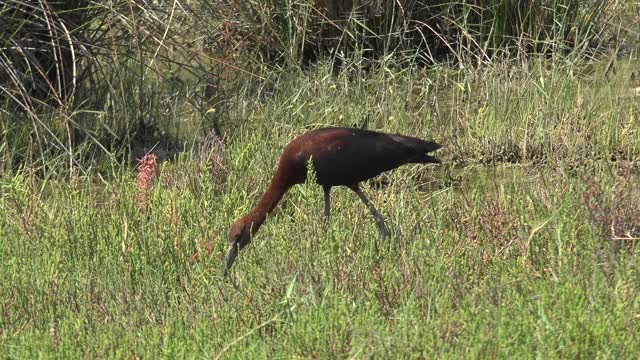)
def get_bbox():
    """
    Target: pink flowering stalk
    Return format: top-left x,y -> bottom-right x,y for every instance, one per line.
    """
136,153 -> 158,208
